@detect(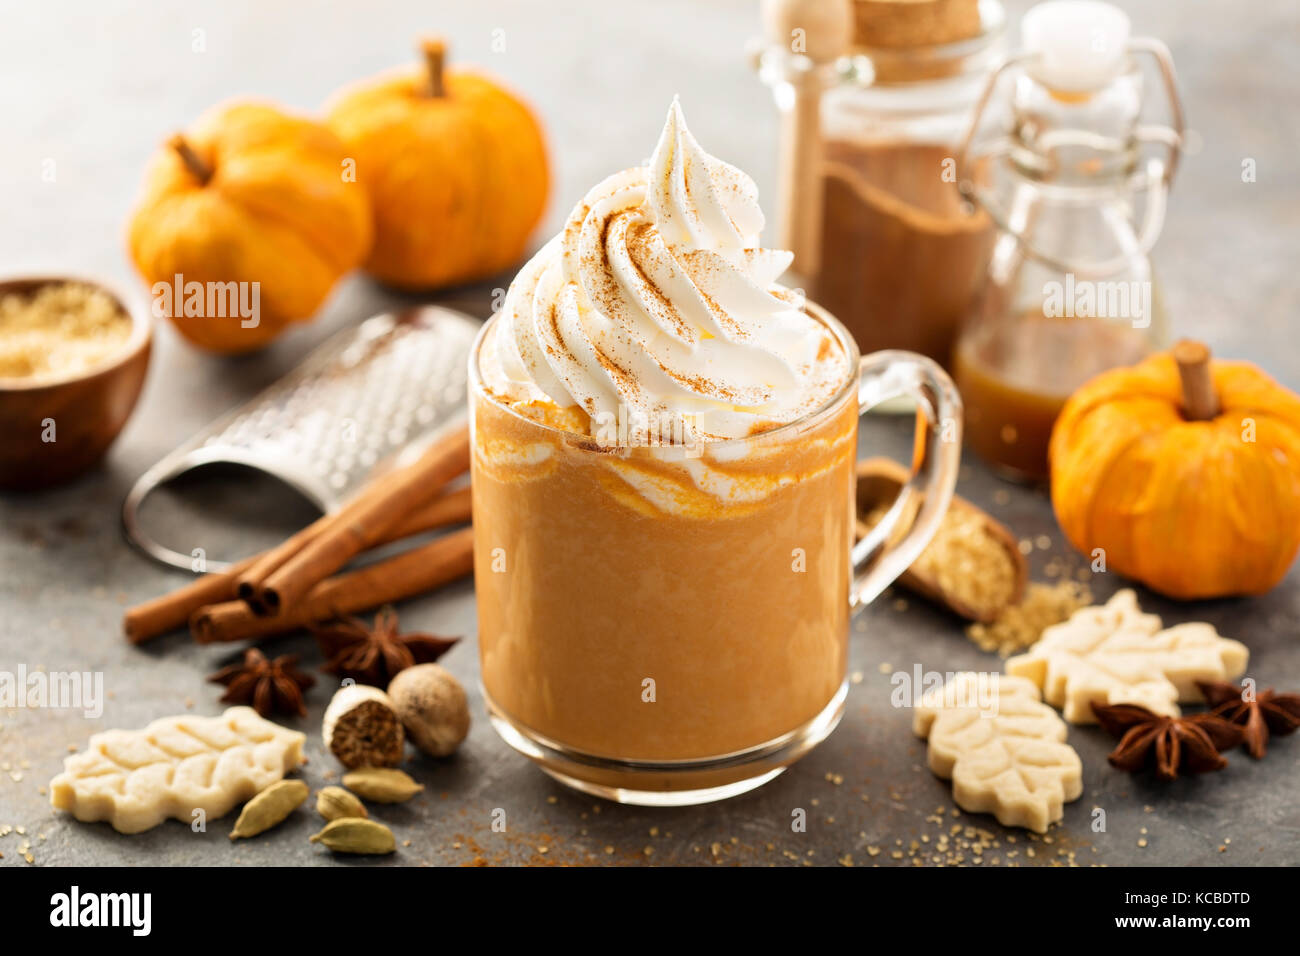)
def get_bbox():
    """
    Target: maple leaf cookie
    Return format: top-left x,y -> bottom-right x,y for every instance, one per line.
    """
914,672 -> 1082,833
